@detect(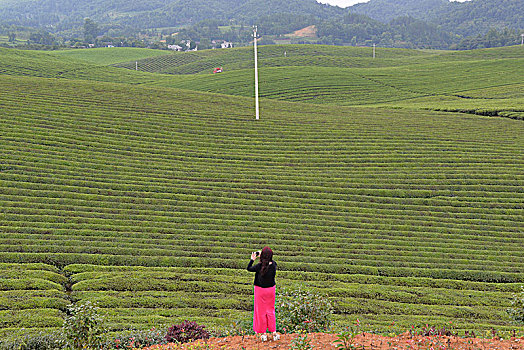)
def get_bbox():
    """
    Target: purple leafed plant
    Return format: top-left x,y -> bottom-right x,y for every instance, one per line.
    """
165,320 -> 210,344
